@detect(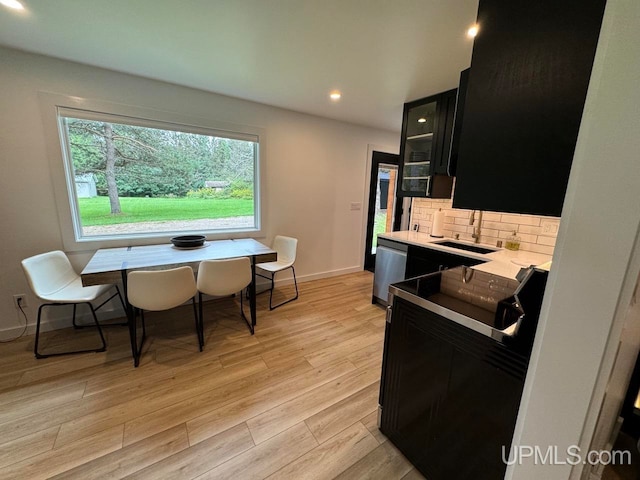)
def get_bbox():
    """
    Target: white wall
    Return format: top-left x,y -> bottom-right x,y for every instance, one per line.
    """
507,0 -> 640,478
0,47 -> 398,335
